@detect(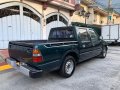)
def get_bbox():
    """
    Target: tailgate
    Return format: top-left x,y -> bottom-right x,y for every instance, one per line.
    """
9,42 -> 33,63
